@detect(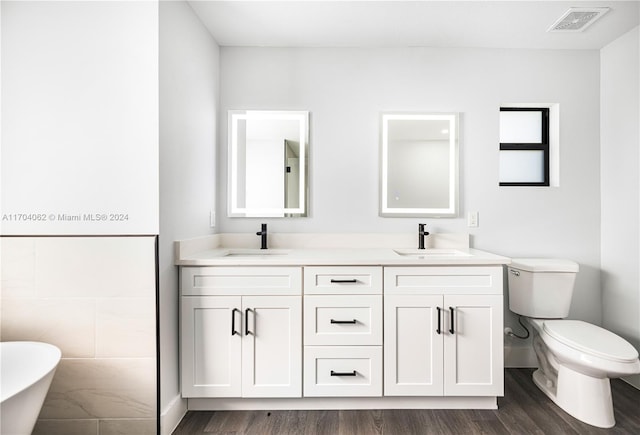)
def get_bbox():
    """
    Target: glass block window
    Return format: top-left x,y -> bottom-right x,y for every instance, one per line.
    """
499,108 -> 549,186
